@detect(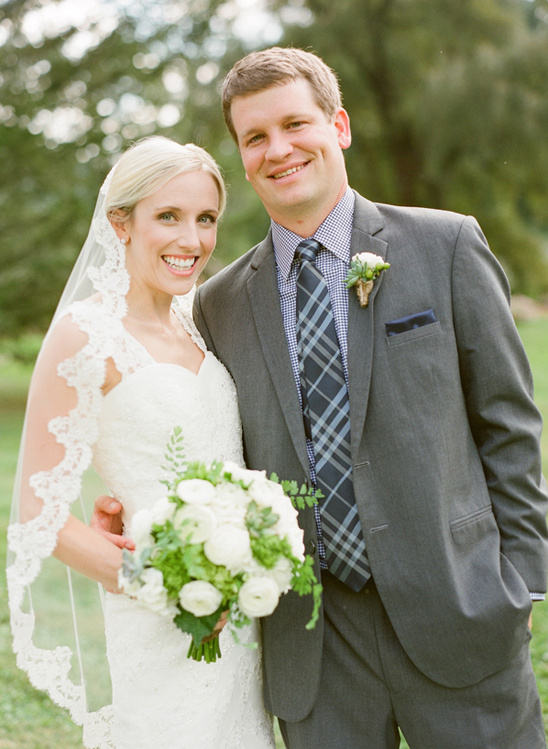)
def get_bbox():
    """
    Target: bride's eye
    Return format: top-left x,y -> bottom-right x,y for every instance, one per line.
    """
158,212 -> 176,222
198,214 -> 217,225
